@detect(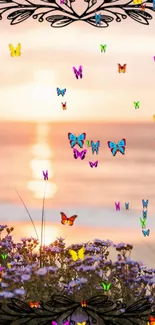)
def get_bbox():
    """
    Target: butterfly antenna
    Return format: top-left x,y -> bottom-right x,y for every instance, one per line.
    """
40,181 -> 47,268
14,188 -> 39,242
